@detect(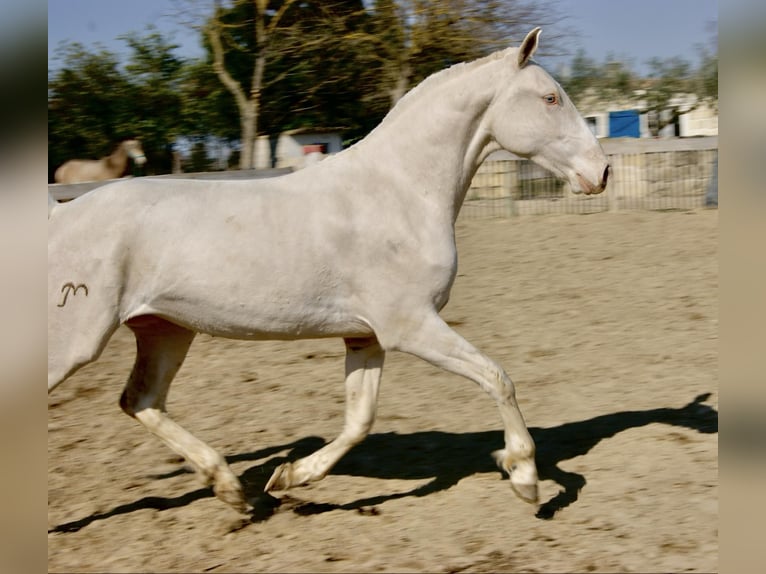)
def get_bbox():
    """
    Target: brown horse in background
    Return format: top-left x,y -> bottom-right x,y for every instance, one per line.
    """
54,139 -> 147,184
